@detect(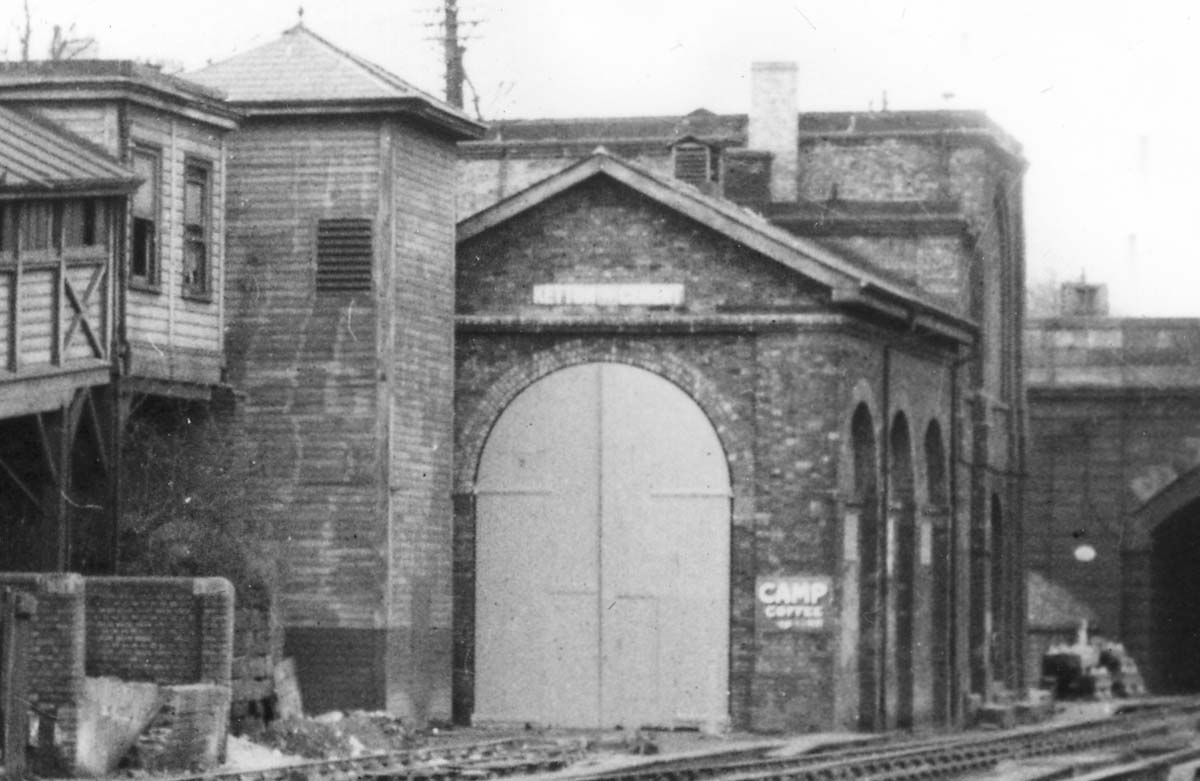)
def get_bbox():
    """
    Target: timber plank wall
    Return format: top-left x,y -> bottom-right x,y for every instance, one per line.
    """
19,100 -> 228,388
223,114 -> 459,720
